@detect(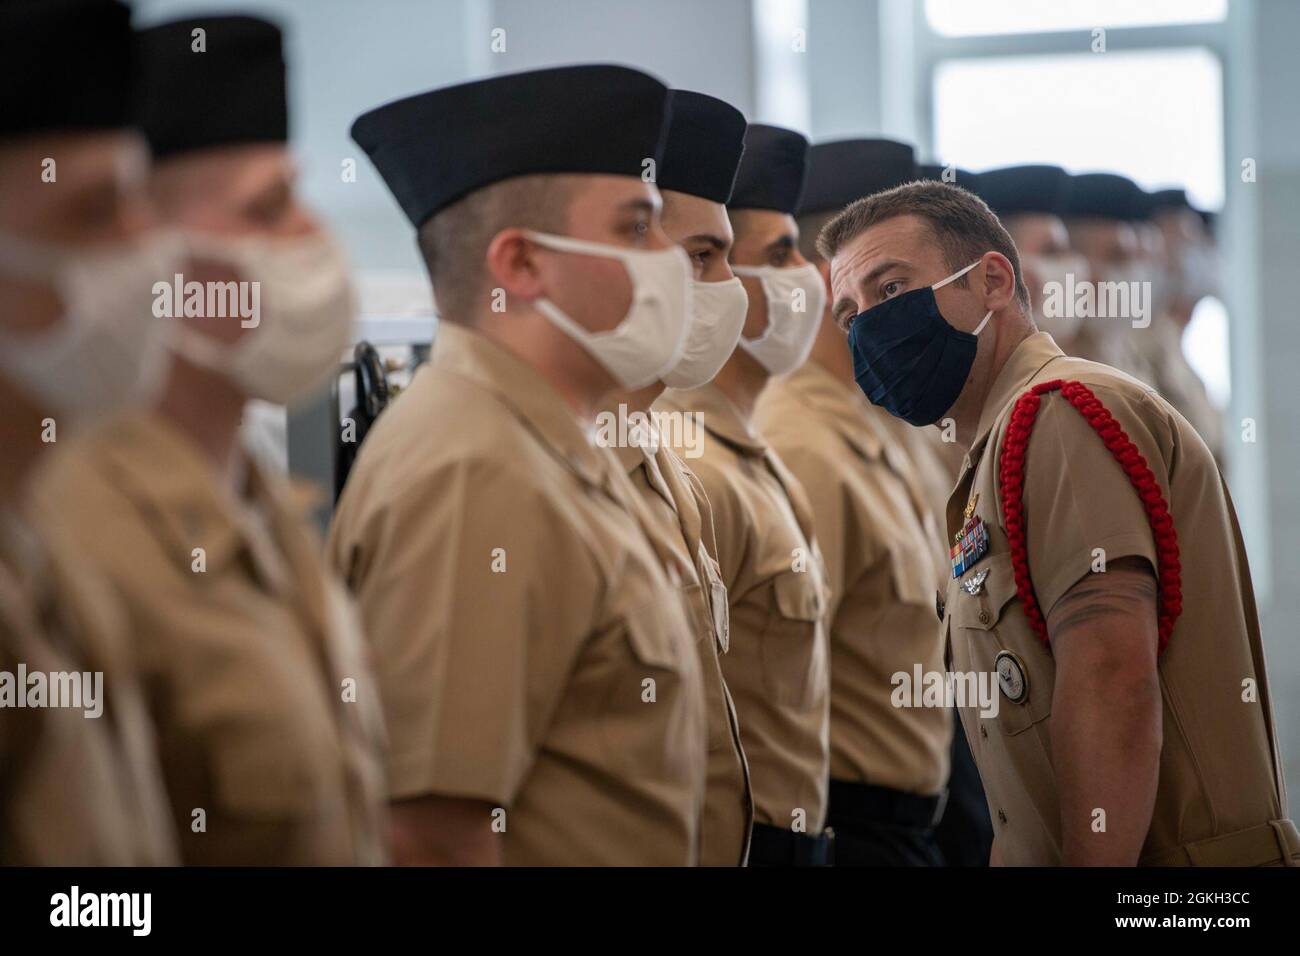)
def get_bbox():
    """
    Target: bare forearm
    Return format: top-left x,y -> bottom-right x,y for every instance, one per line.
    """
1051,662 -> 1161,864
1048,559 -> 1162,865
389,796 -> 502,866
